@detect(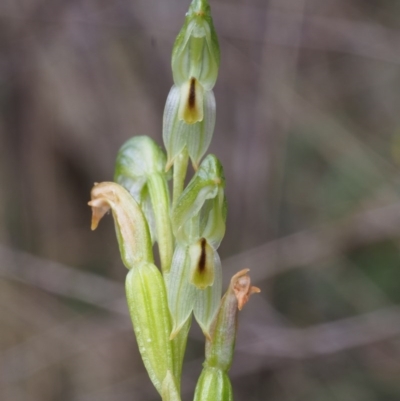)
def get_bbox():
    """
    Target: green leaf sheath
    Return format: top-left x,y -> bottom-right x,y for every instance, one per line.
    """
125,263 -> 175,394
